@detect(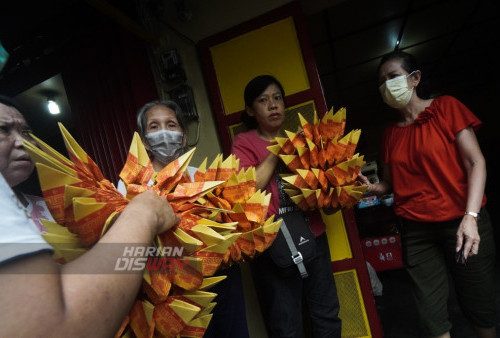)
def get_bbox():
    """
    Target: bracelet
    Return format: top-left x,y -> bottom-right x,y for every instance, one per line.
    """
464,211 -> 480,220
